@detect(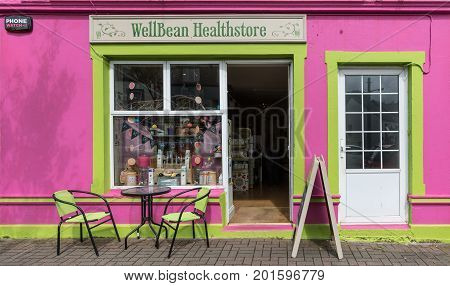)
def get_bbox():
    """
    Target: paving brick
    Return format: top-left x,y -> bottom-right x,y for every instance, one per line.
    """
0,238 -> 448,266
